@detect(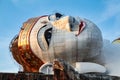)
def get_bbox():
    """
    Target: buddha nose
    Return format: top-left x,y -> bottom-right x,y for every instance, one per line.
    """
69,16 -> 80,32
69,16 -> 76,24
